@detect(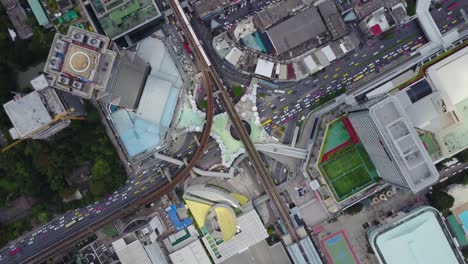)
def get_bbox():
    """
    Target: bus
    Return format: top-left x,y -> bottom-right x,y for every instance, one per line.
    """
274,89 -> 285,94
262,119 -> 272,126
410,43 -> 423,51
353,74 -> 364,82
65,220 -> 77,228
